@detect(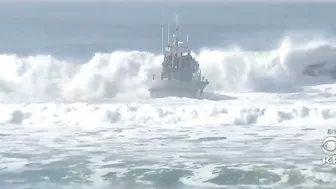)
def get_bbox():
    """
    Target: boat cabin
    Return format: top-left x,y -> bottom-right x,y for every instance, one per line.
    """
160,33 -> 201,81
